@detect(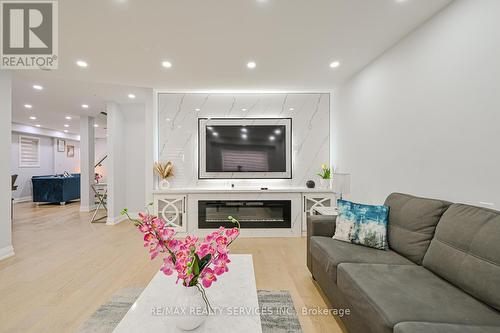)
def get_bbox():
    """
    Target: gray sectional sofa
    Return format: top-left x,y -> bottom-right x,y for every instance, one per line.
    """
307,193 -> 500,333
